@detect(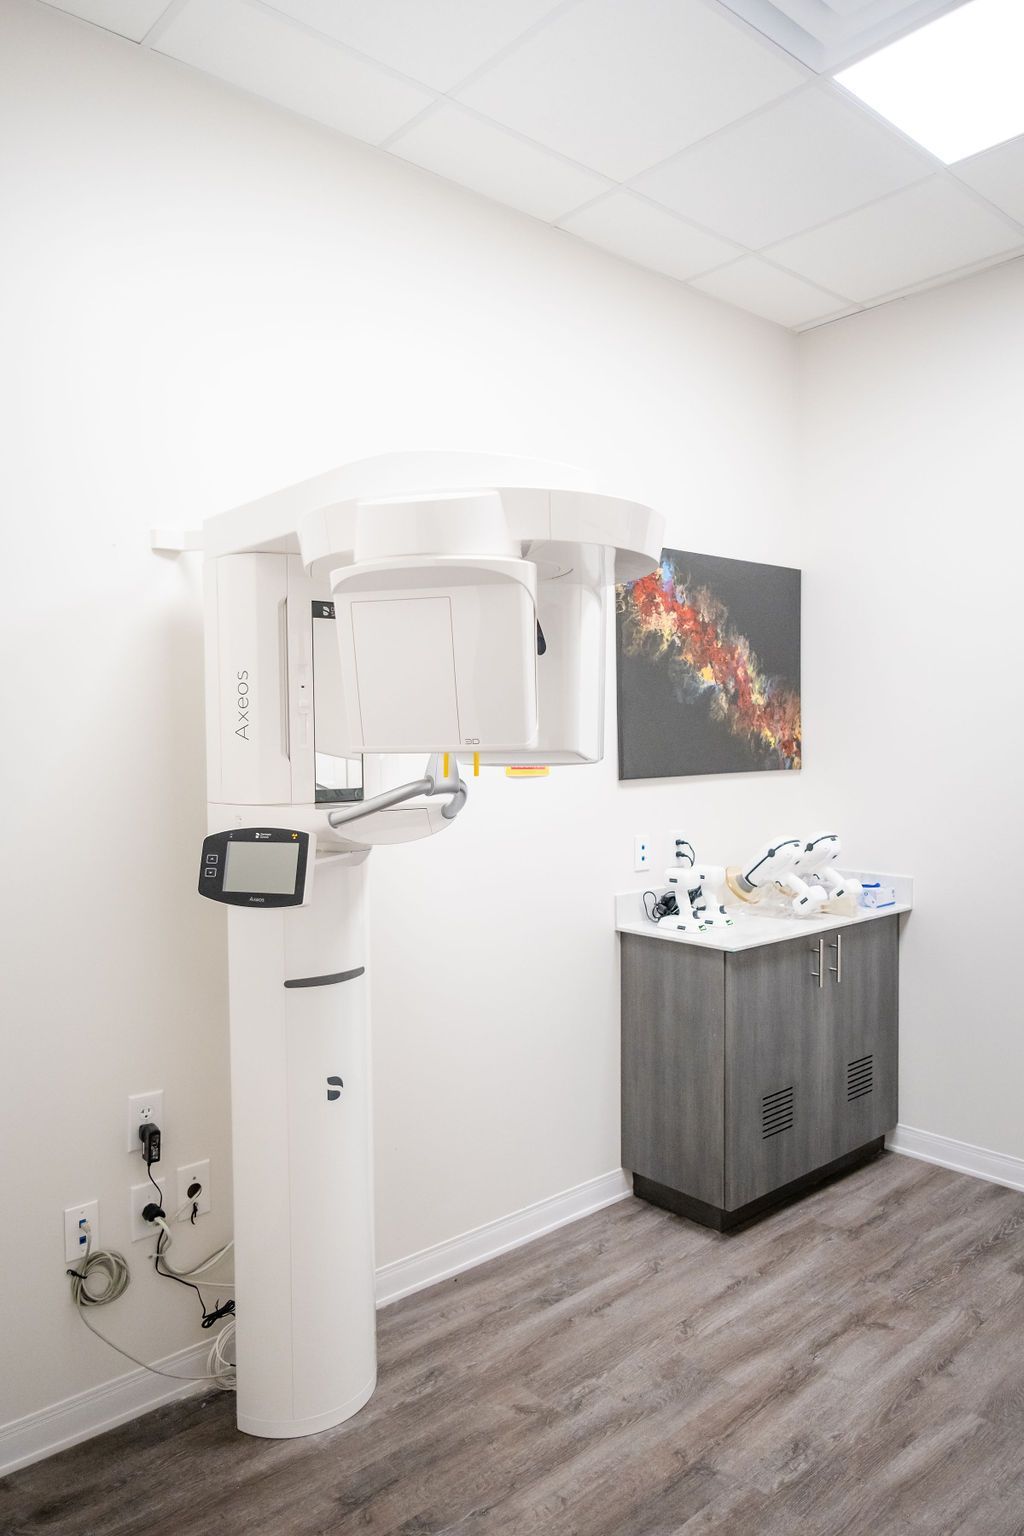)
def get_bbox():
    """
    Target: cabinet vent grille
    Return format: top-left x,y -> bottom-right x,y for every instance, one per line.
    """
847,1054 -> 874,1102
762,1086 -> 794,1139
